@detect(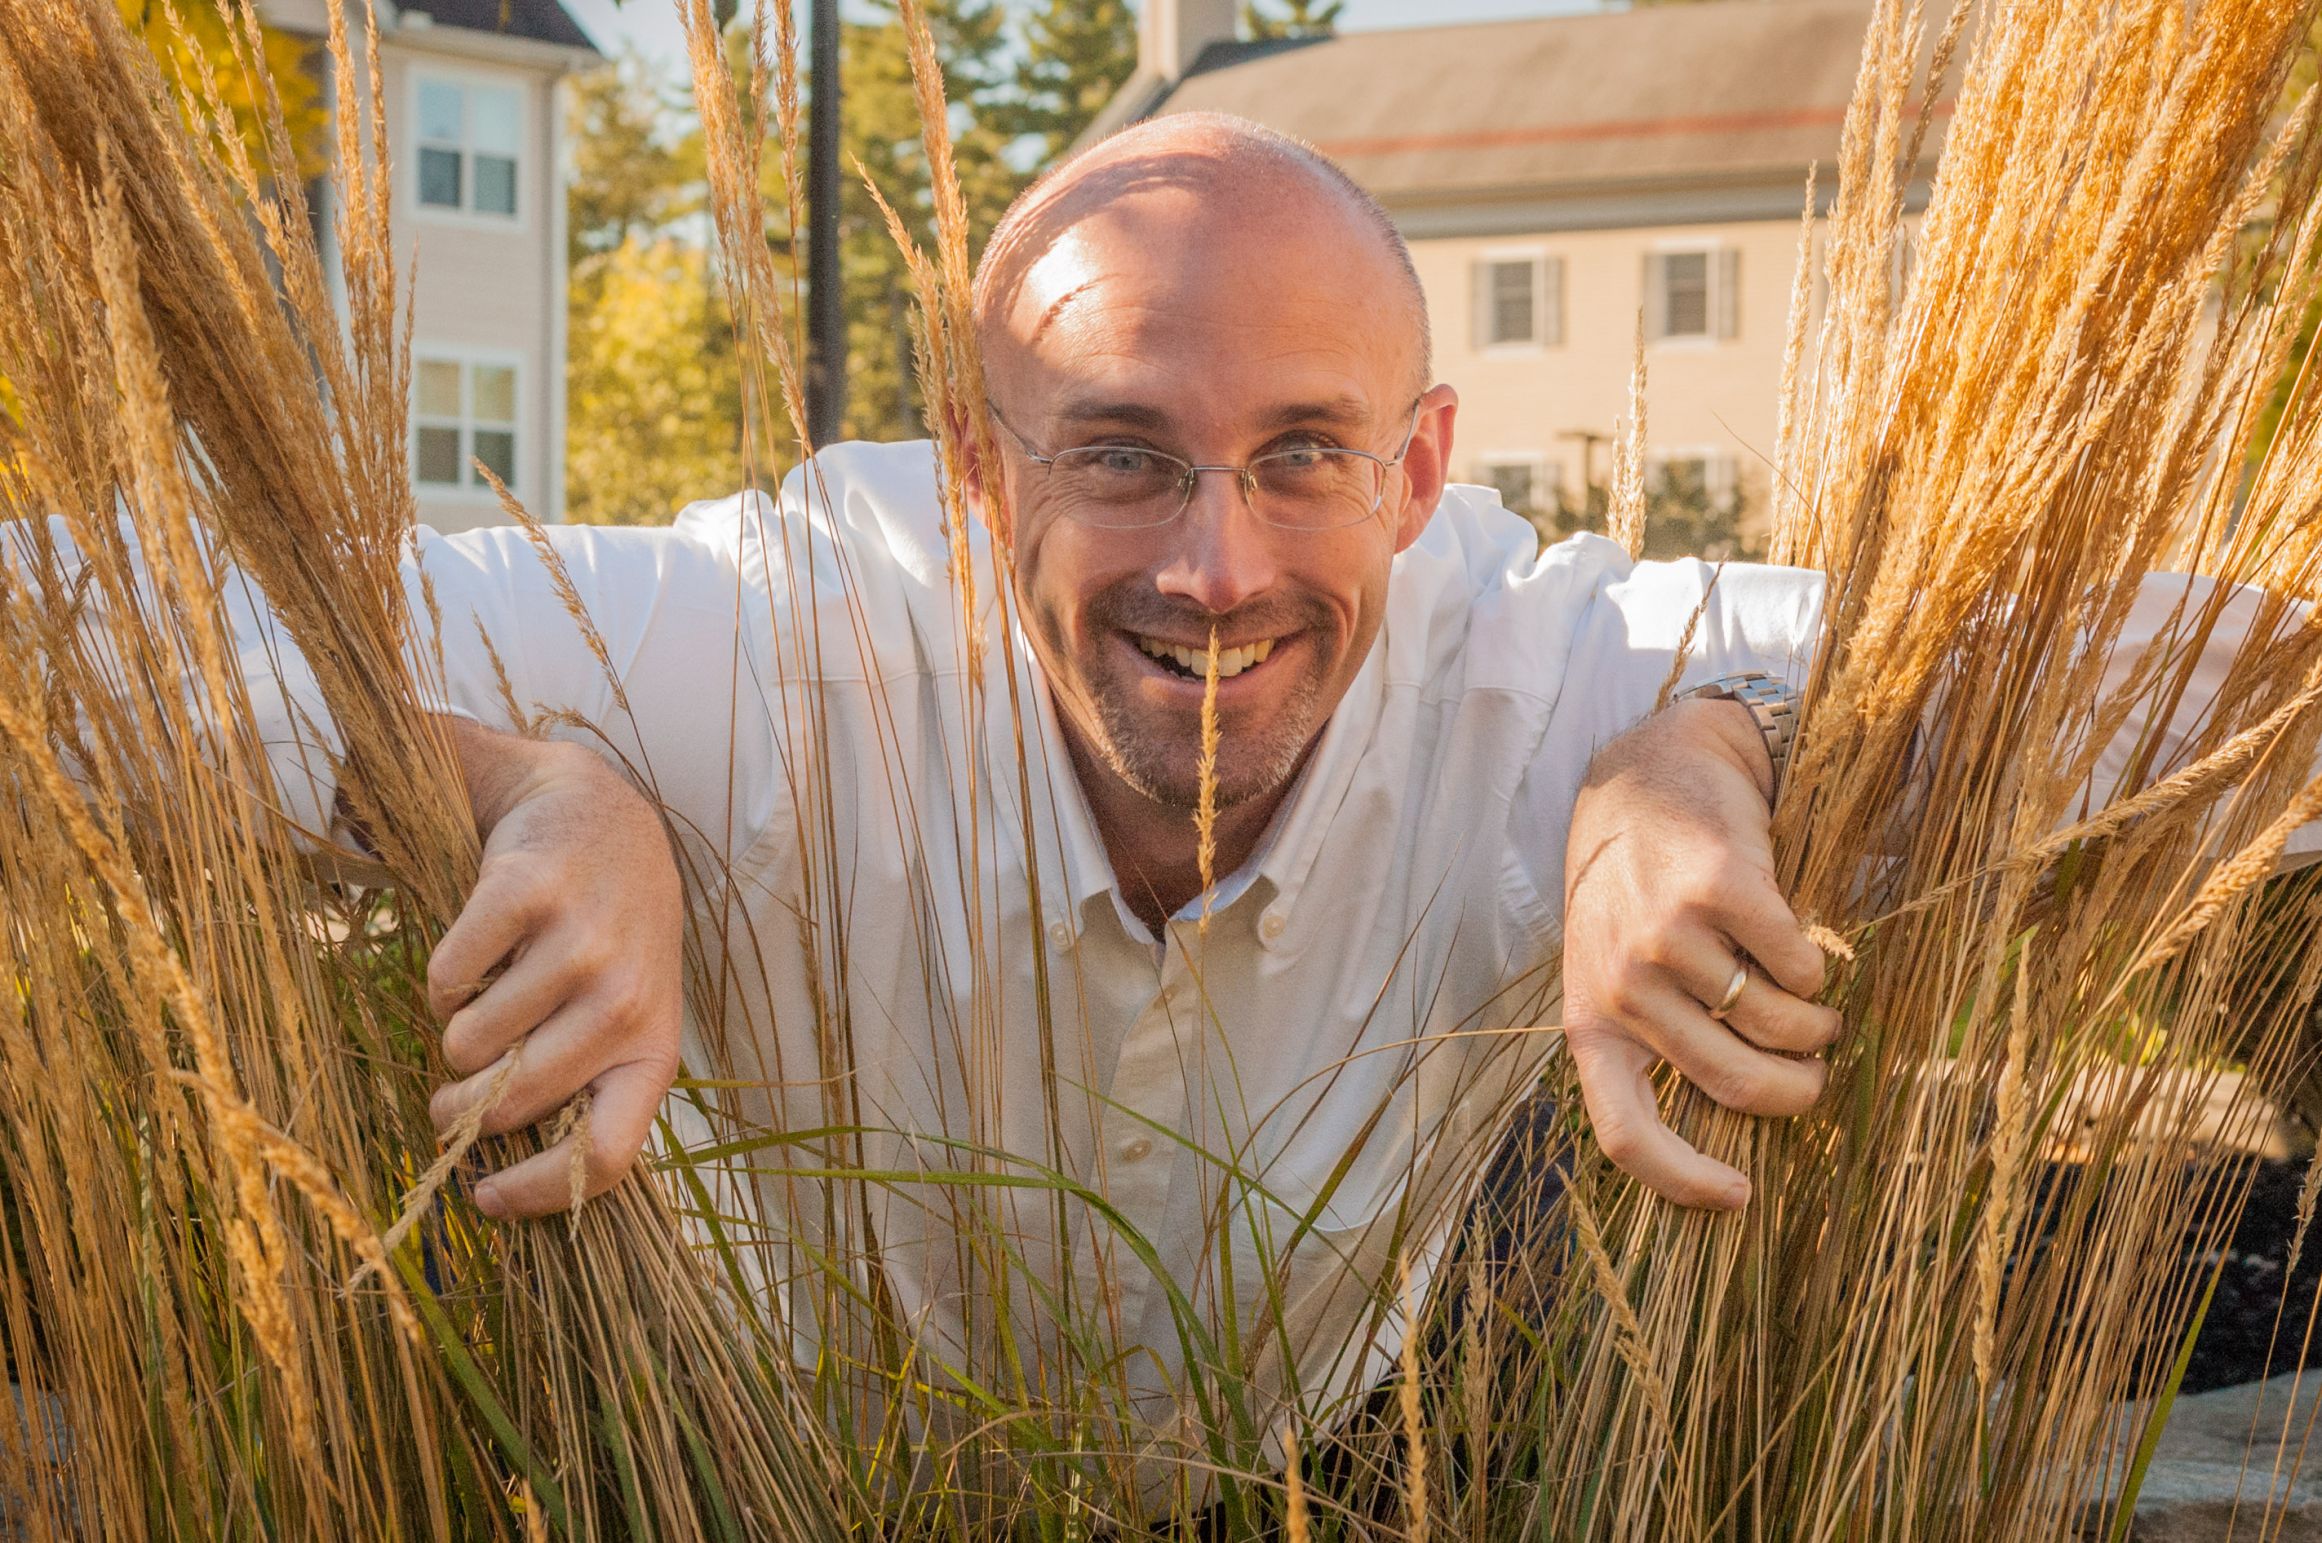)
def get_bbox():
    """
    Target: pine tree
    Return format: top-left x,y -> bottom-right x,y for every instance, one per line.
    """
835,0 -> 1022,441
1242,0 -> 1343,42
990,0 -> 1136,169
